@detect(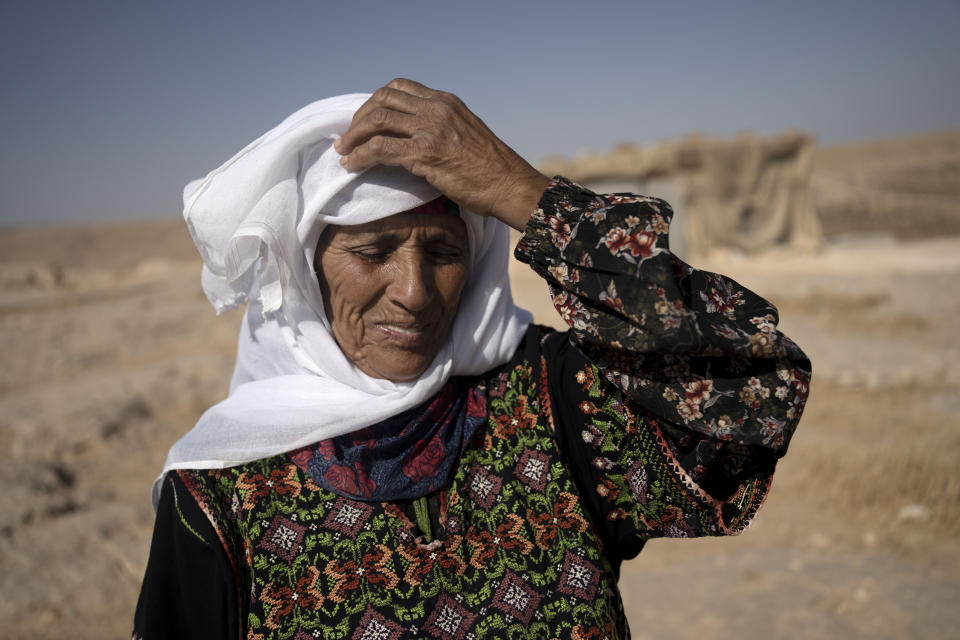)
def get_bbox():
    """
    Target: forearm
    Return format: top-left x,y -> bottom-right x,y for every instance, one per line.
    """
491,169 -> 552,232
